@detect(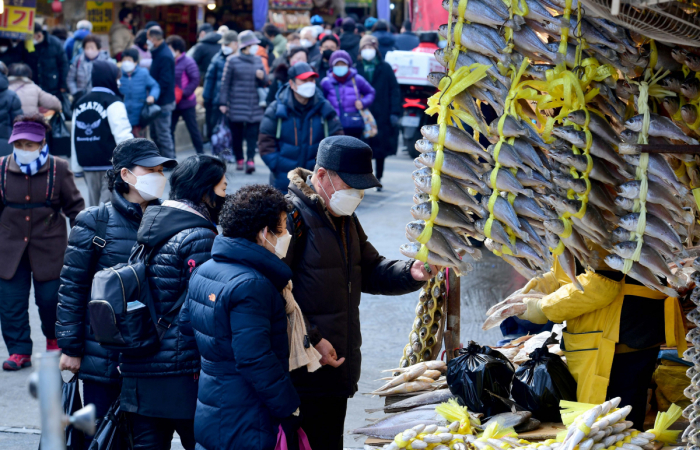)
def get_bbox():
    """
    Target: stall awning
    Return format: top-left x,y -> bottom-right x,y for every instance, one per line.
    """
135,0 -> 209,5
